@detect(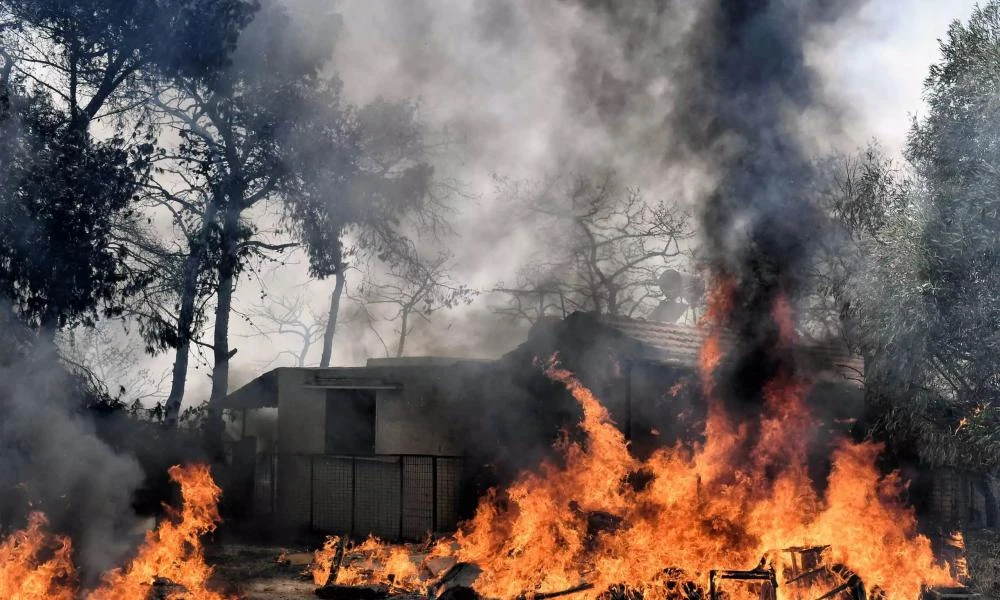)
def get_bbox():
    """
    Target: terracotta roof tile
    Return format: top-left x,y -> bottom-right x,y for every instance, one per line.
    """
596,314 -> 864,387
